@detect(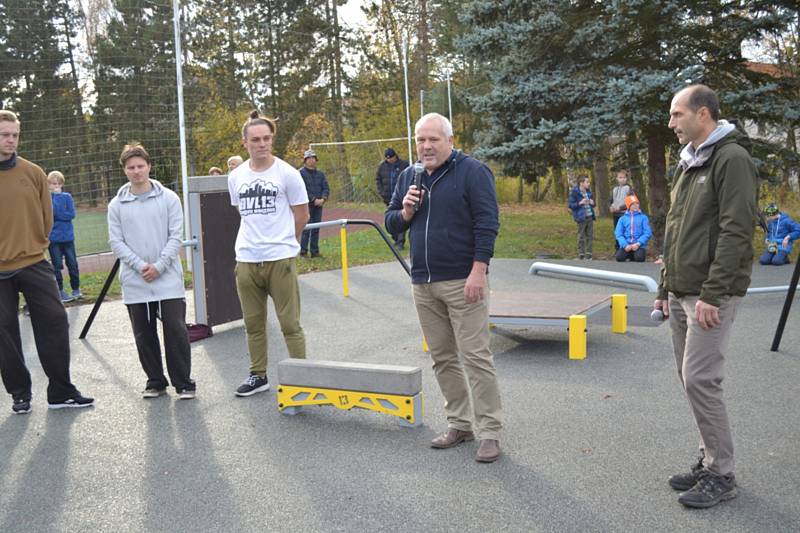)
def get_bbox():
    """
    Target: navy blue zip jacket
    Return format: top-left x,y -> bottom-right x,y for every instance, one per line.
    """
385,150 -> 499,284
299,167 -> 330,202
568,186 -> 596,223
50,191 -> 76,243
